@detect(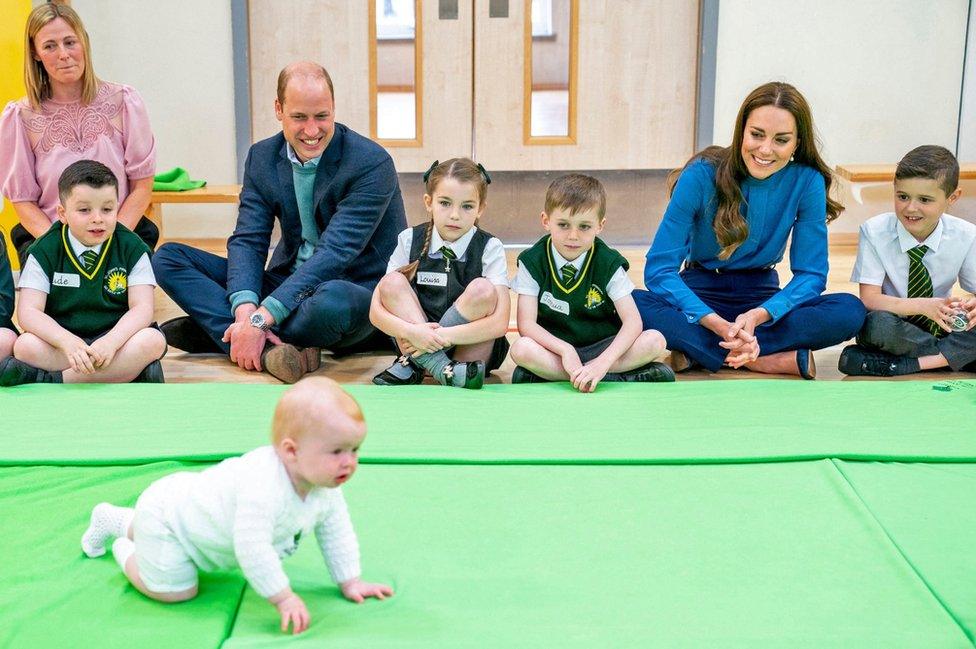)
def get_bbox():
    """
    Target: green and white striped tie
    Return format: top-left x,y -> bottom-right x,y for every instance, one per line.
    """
439,246 -> 456,271
905,245 -> 941,337
560,263 -> 577,285
80,249 -> 99,272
